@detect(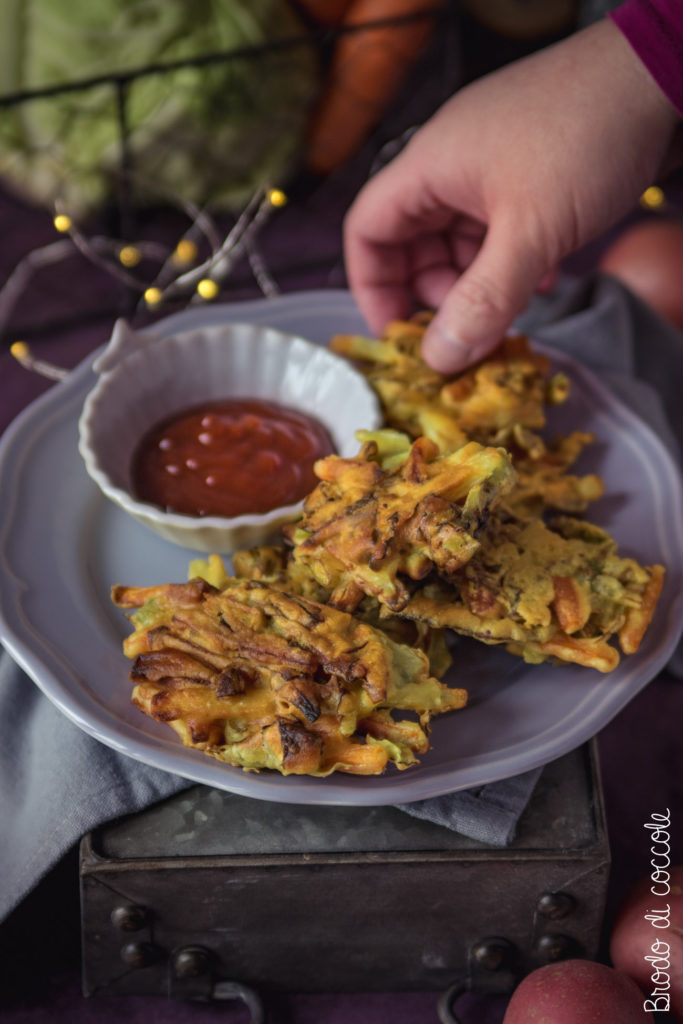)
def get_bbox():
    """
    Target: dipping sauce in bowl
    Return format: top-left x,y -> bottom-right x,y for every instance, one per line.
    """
131,397 -> 335,518
78,318 -> 381,551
